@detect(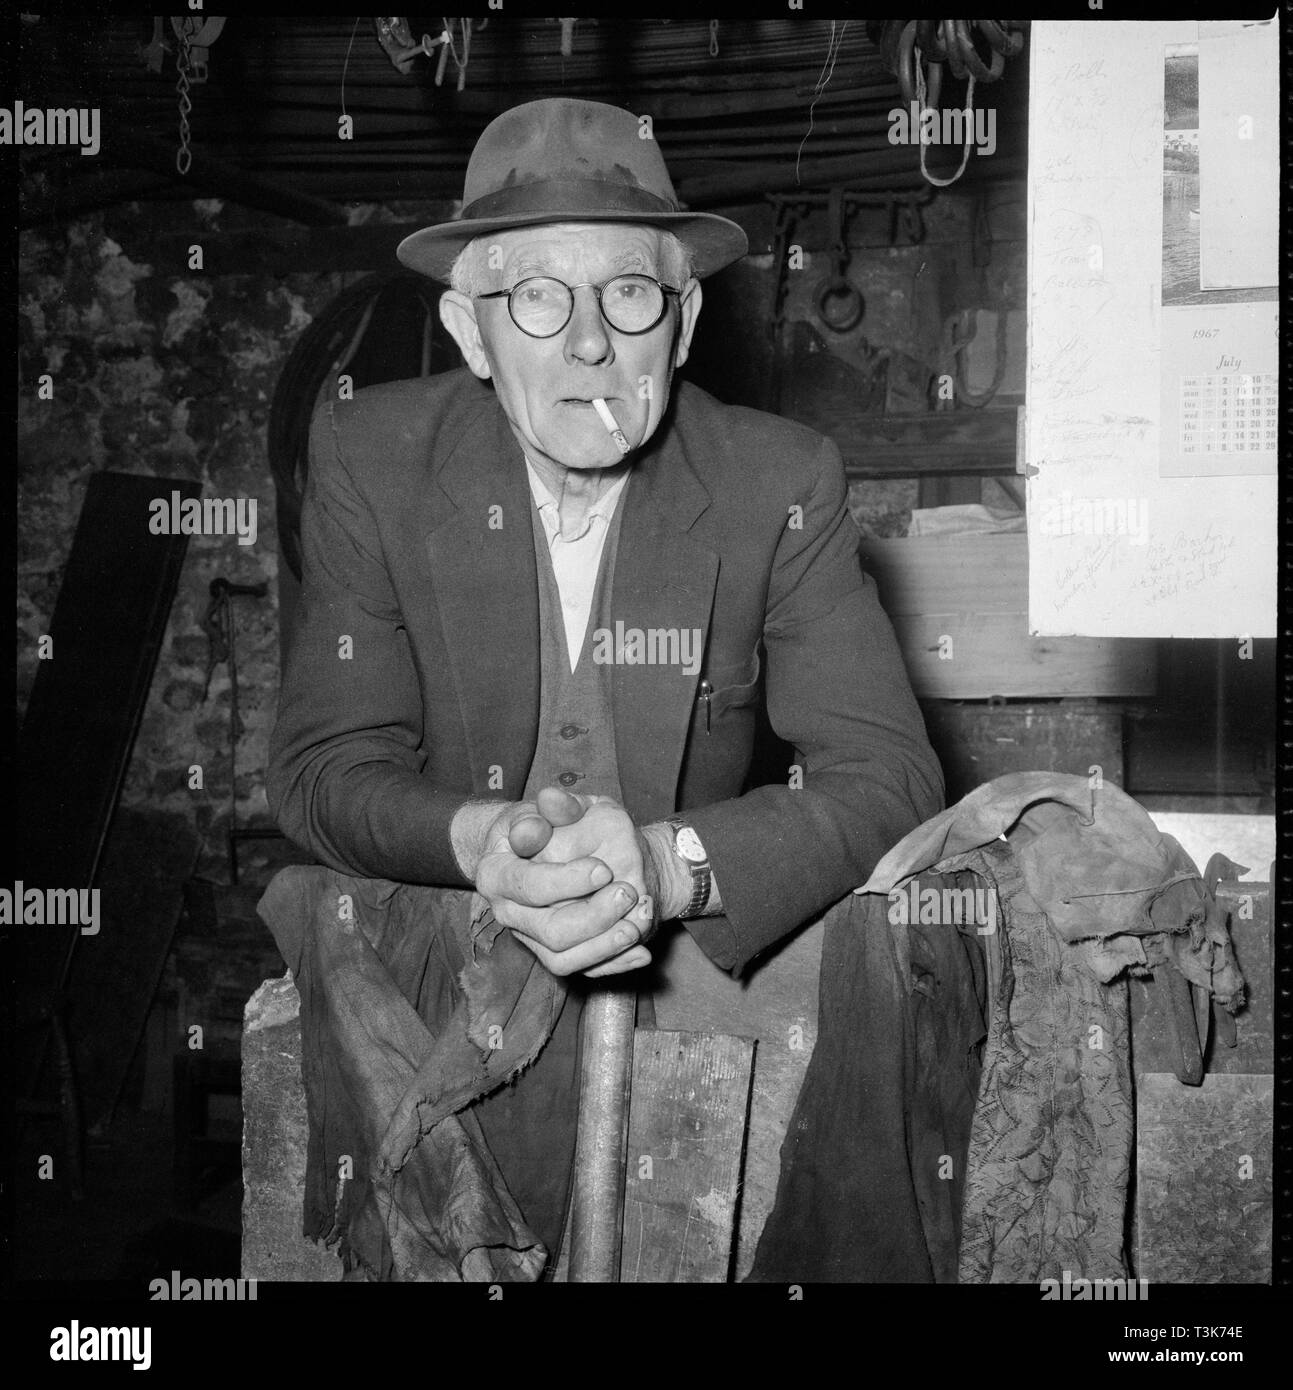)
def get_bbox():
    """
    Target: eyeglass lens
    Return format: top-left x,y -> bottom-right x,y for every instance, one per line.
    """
509,276 -> 665,337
